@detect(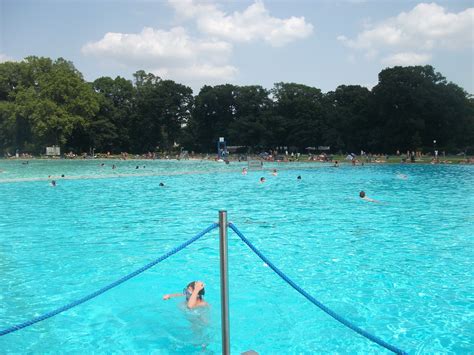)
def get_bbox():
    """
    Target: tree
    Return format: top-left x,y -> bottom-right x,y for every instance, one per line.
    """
189,84 -> 238,152
87,76 -> 135,152
370,65 -> 471,153
271,82 -> 324,150
0,56 -> 99,153
131,71 -> 193,152
322,85 -> 372,153
227,85 -> 272,148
